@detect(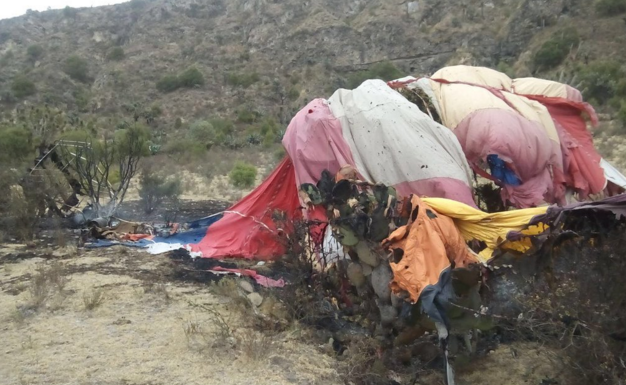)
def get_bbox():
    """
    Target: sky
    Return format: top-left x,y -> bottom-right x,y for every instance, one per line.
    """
1,0 -> 129,20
